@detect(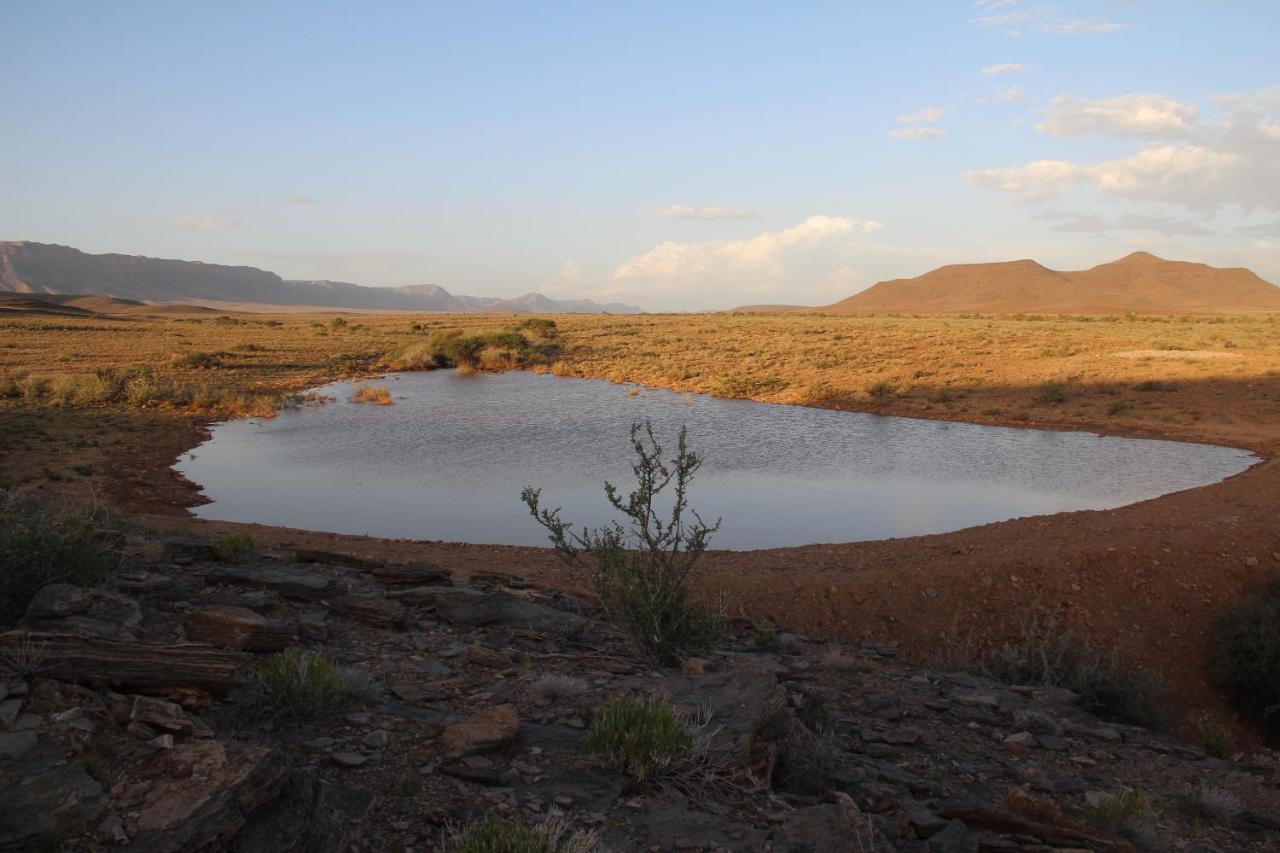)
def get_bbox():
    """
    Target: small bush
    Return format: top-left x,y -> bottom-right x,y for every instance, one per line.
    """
523,422 -> 725,663
866,379 -> 897,399
1084,790 -> 1156,838
0,489 -> 117,627
1209,581 -> 1280,743
213,532 -> 256,563
752,620 -> 780,651
450,812 -> 600,853
532,673 -> 589,703
257,649 -> 351,716
352,383 -> 394,405
1036,382 -> 1068,404
516,317 -> 558,335
978,608 -> 1172,731
1178,783 -> 1244,824
171,351 -> 223,369
586,696 -> 692,786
